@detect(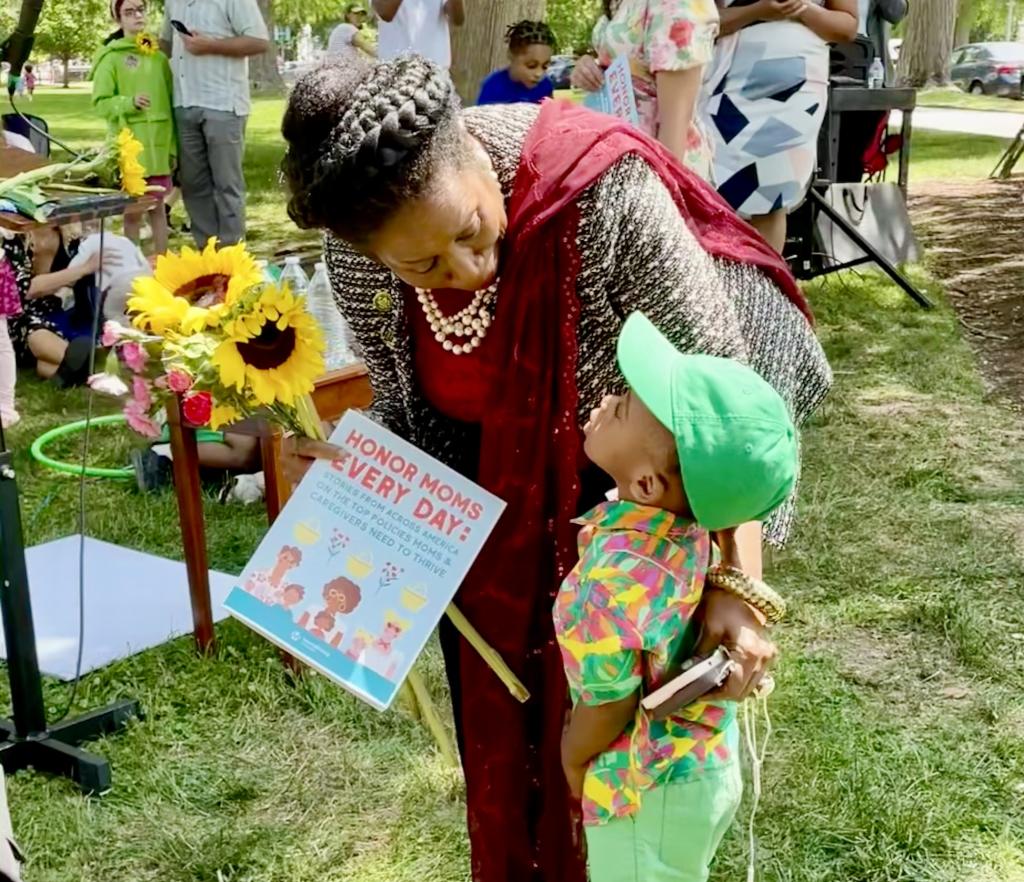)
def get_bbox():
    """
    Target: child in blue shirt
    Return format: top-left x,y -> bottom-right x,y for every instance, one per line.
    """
477,20 -> 556,106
